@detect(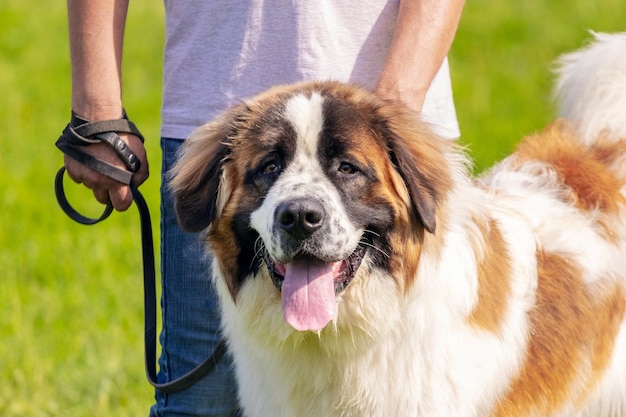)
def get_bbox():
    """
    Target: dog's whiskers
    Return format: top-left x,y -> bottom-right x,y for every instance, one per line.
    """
252,236 -> 285,277
250,236 -> 268,271
363,229 -> 381,238
361,230 -> 389,259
